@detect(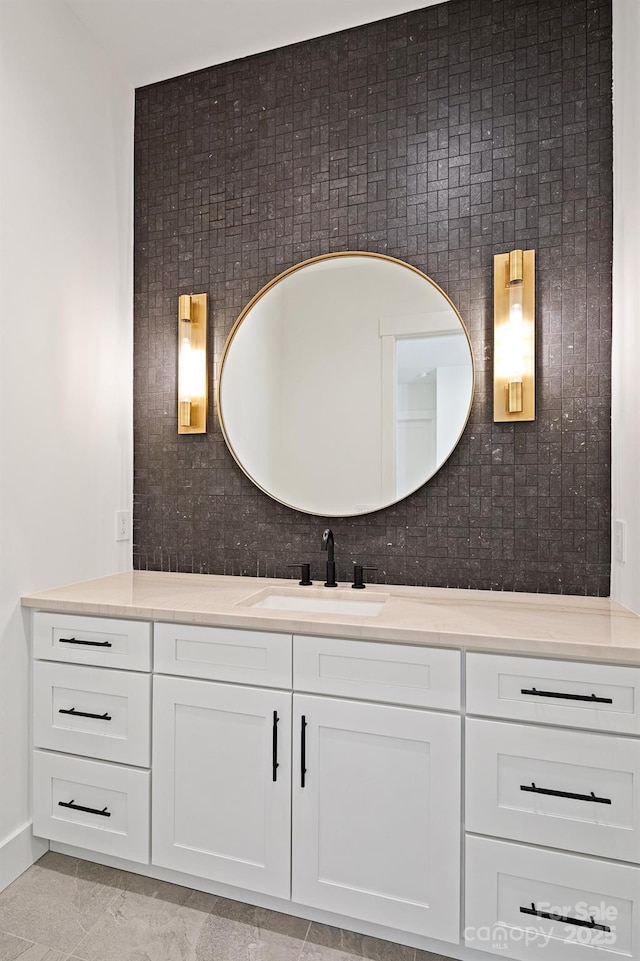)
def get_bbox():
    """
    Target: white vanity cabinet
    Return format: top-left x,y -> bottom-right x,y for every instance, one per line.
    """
152,675 -> 292,899
29,586 -> 640,961
23,572 -> 640,961
150,629 -> 461,943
